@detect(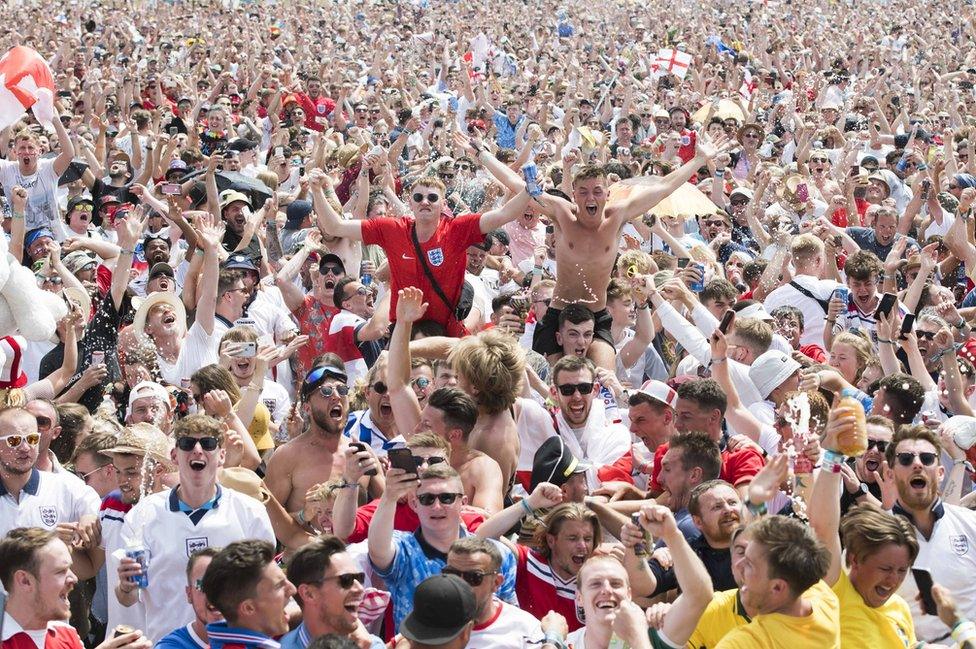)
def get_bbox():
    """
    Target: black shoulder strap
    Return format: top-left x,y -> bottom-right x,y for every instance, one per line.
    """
410,224 -> 455,313
789,280 -> 831,313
